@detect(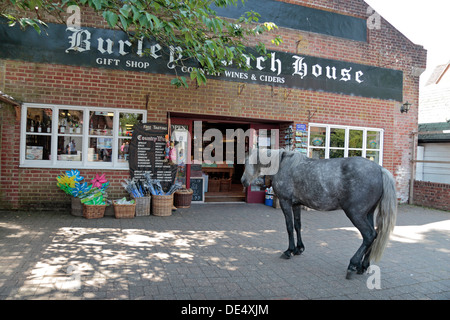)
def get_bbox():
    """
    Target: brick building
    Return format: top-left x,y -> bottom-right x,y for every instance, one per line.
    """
0,0 -> 427,209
